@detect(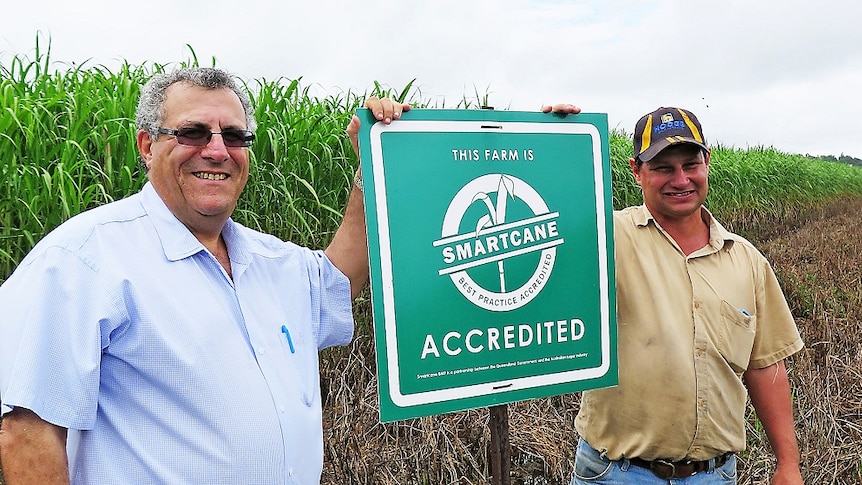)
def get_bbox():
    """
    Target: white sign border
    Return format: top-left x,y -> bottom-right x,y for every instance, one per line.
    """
368,120 -> 611,407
